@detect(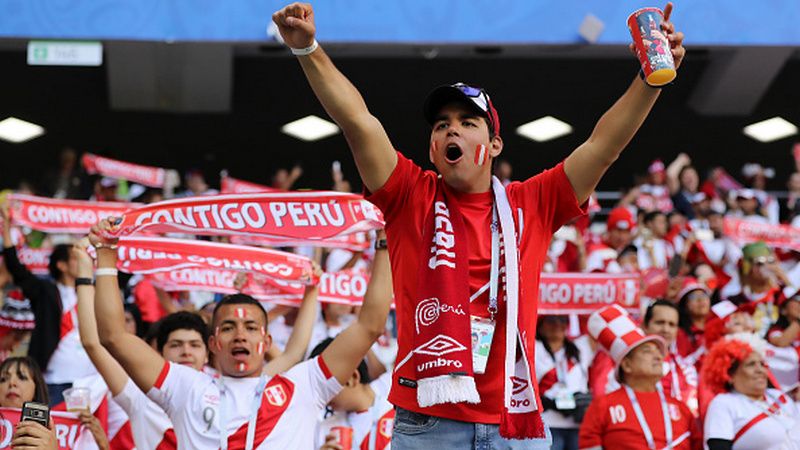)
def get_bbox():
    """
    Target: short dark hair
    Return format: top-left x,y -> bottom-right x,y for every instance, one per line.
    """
156,312 -> 210,353
211,294 -> 268,328
309,337 -> 370,384
48,244 -> 71,281
0,357 -> 48,405
643,210 -> 666,225
643,299 -> 680,327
